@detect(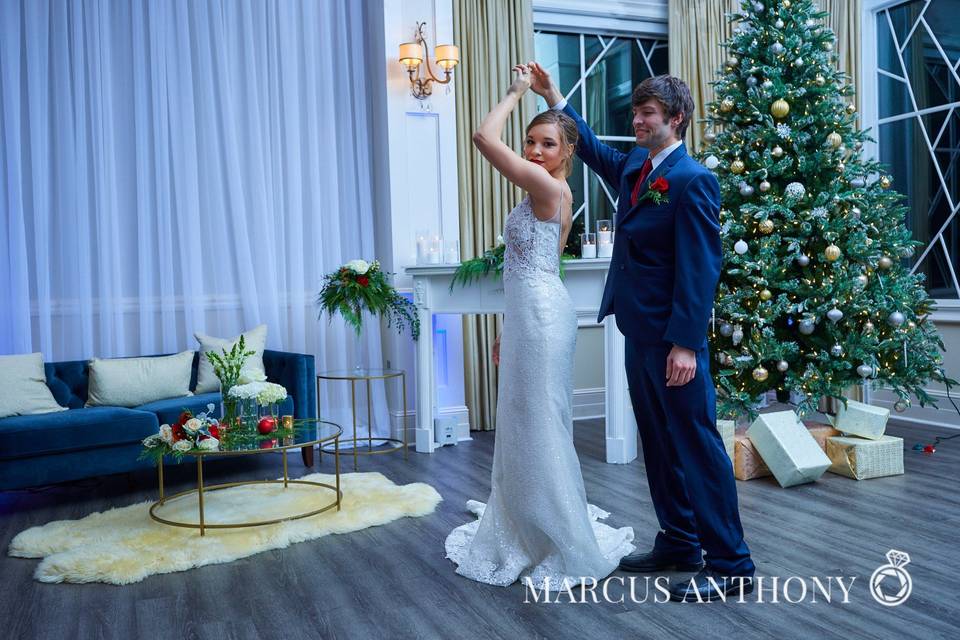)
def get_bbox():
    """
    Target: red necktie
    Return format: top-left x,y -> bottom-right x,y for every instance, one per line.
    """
630,157 -> 653,206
